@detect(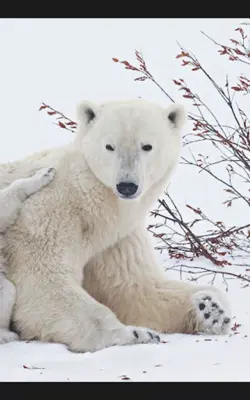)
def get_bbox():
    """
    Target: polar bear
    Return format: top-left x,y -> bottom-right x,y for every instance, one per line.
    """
0,99 -> 231,353
0,167 -> 55,344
